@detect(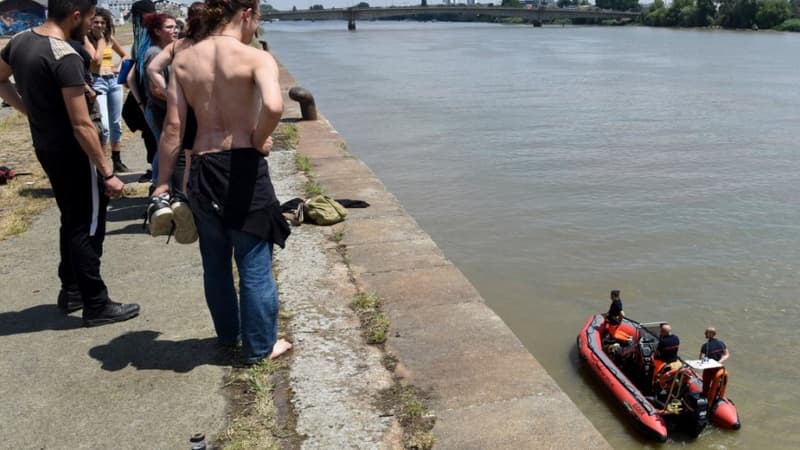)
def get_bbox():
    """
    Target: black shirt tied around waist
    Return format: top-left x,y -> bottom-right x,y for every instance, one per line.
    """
190,148 -> 290,248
